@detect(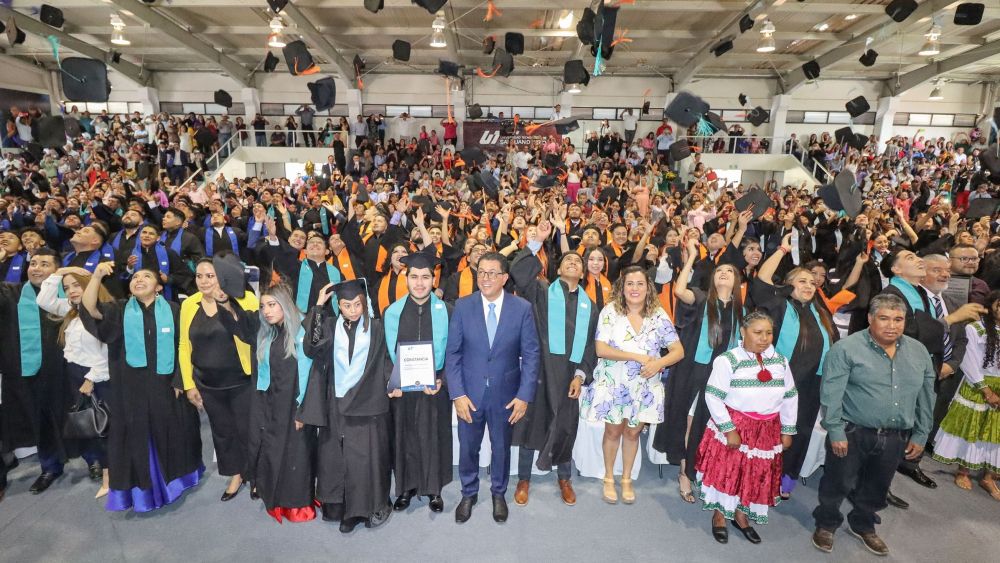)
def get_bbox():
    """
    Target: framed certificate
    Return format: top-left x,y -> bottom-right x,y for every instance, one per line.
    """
398,341 -> 436,392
